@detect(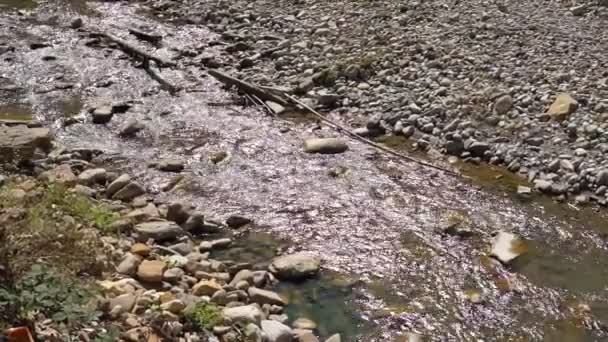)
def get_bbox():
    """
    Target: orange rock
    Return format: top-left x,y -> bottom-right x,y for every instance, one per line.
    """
130,243 -> 152,257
